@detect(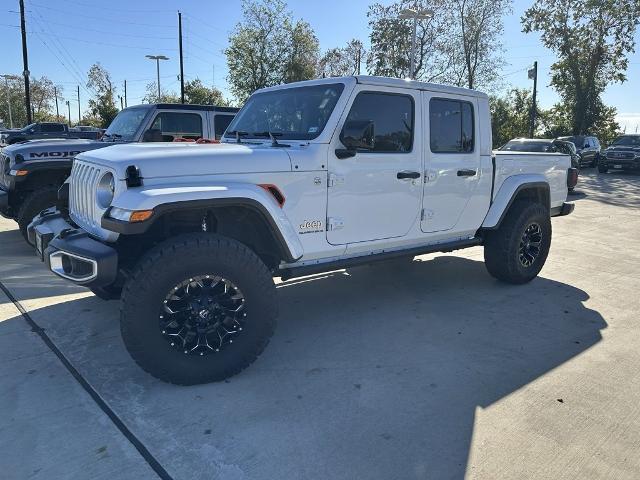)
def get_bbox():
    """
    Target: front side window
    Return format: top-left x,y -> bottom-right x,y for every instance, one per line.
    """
430,98 -> 475,153
151,112 -> 203,141
42,123 -> 65,133
224,83 -> 344,140
214,114 -> 234,138
342,92 -> 414,153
